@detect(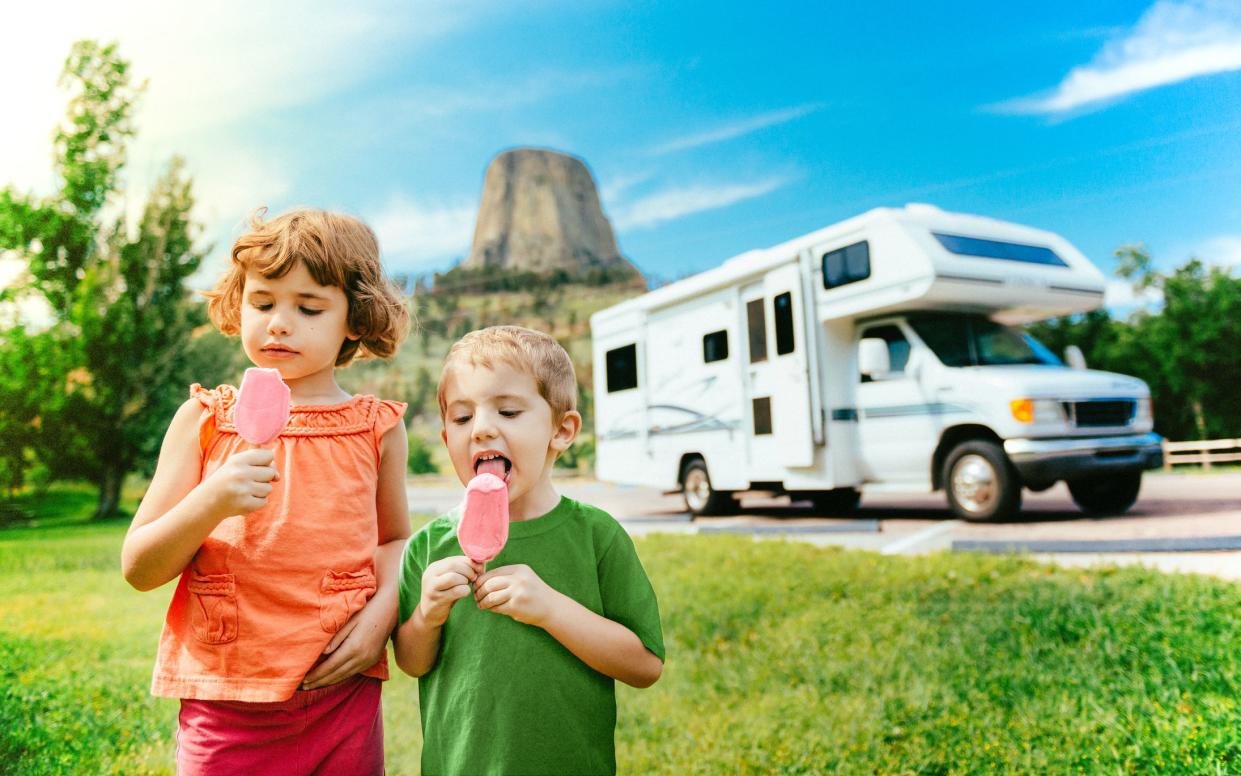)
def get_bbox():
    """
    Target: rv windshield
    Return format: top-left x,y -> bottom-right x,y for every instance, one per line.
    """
909,314 -> 1062,367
